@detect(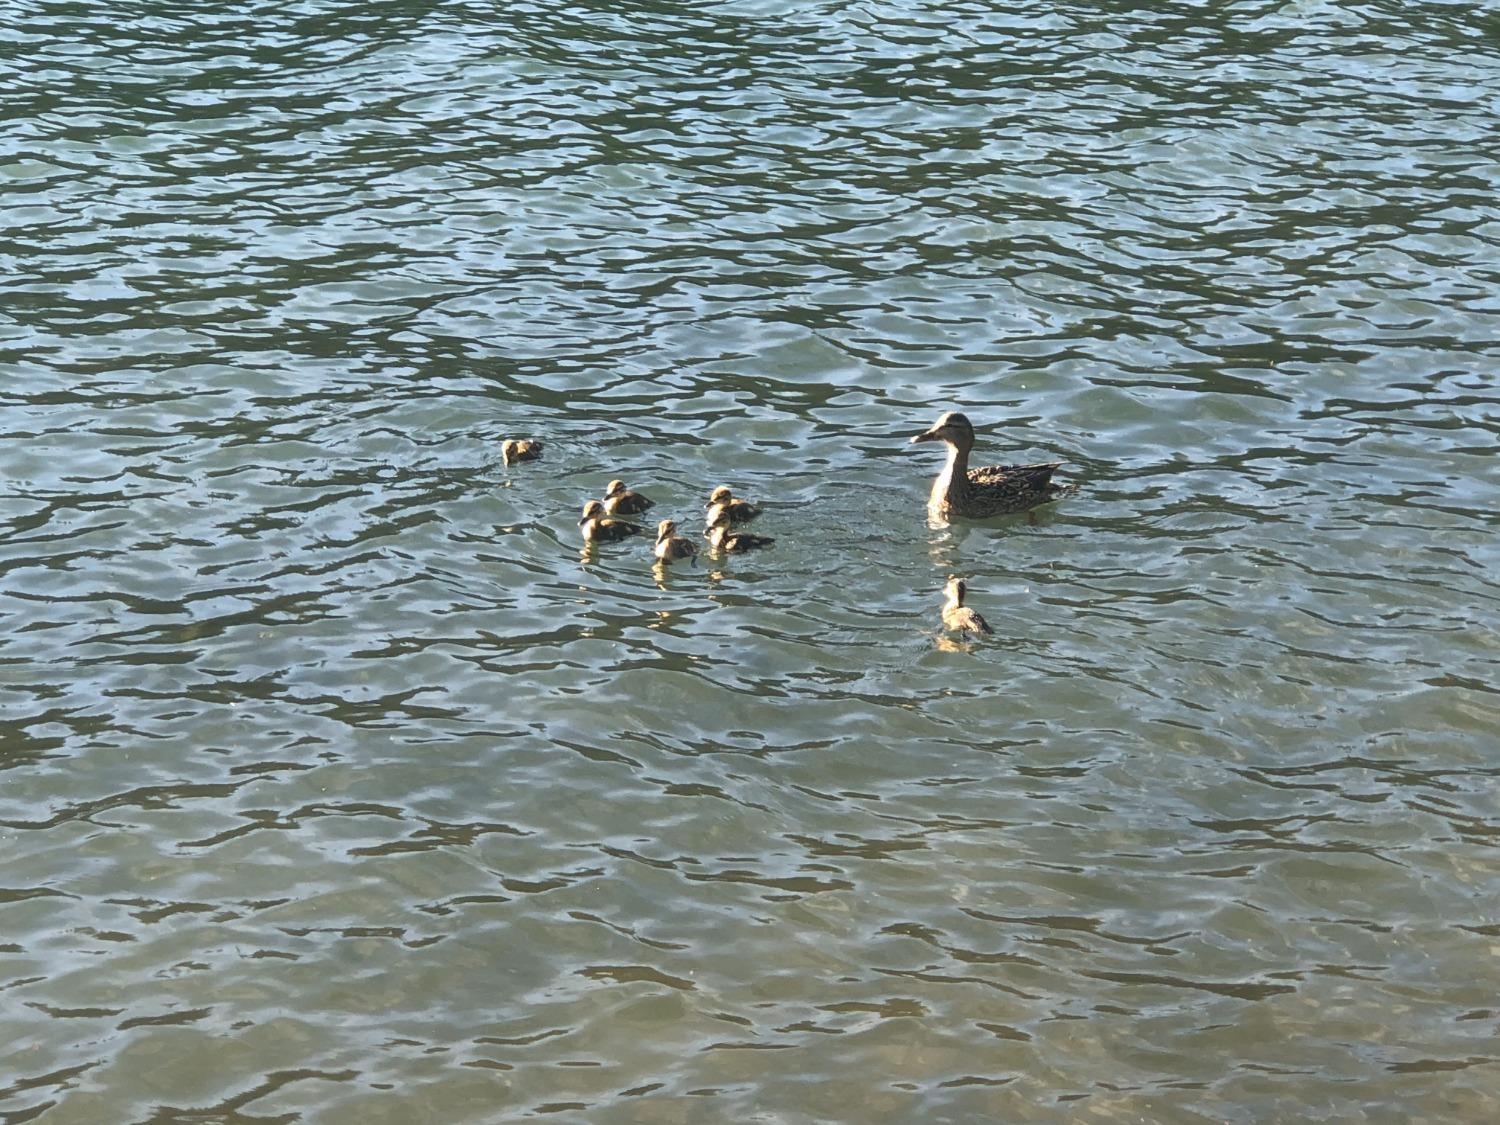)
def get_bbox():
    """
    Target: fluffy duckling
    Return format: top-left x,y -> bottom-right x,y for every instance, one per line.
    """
602,478 -> 655,516
653,519 -> 697,564
706,509 -> 776,553
705,485 -> 761,527
579,500 -> 644,544
910,412 -> 1072,519
502,439 -> 543,465
941,576 -> 993,635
